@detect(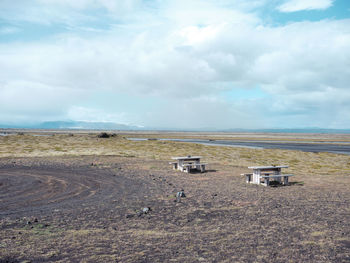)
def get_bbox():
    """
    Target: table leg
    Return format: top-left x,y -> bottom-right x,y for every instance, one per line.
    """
274,168 -> 282,183
195,160 -> 200,171
253,170 -> 260,184
179,160 -> 183,171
